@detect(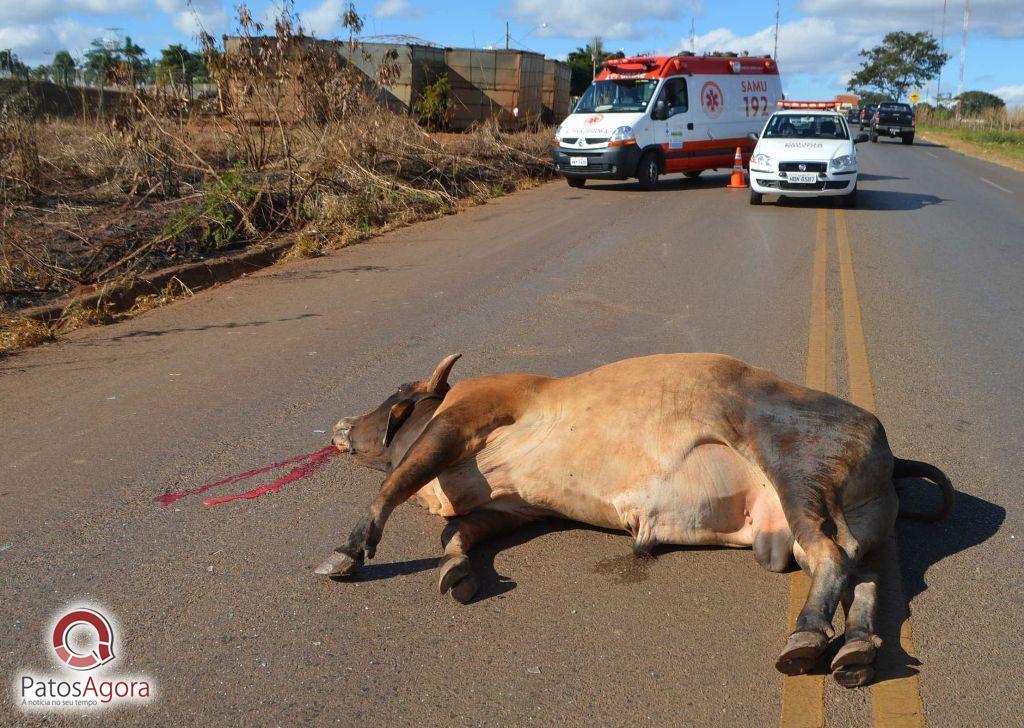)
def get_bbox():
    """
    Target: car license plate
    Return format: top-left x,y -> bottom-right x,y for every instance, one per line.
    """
889,127 -> 900,133
788,173 -> 817,184
569,156 -> 588,167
